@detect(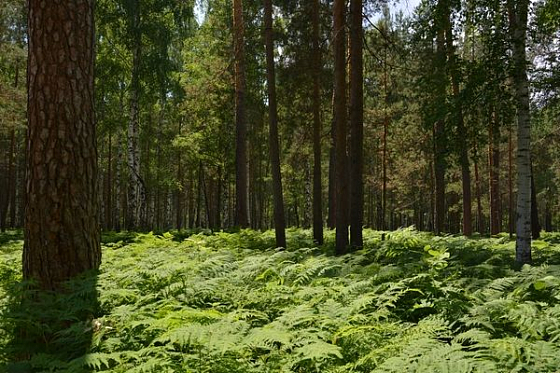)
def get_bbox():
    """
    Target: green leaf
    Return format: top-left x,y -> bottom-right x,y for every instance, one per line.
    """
534,280 -> 547,291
